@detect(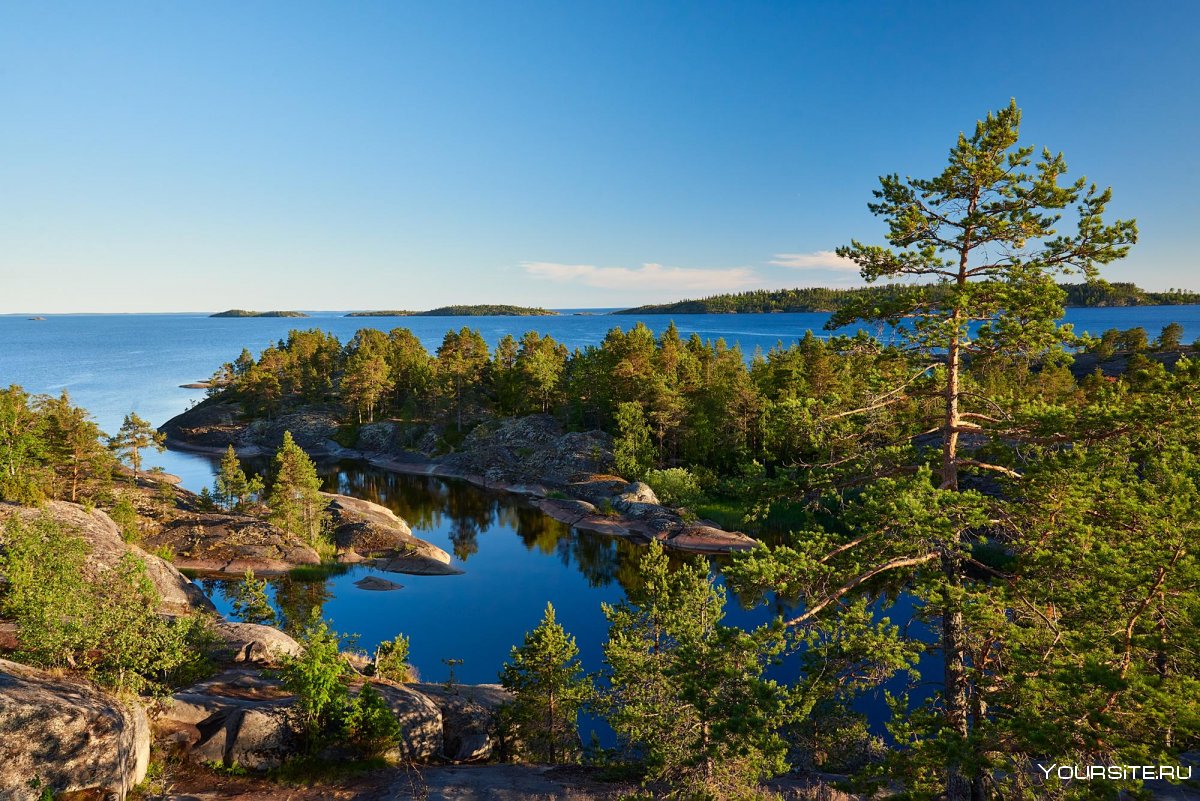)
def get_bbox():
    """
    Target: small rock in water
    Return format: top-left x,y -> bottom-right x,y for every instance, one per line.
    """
355,575 -> 404,591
